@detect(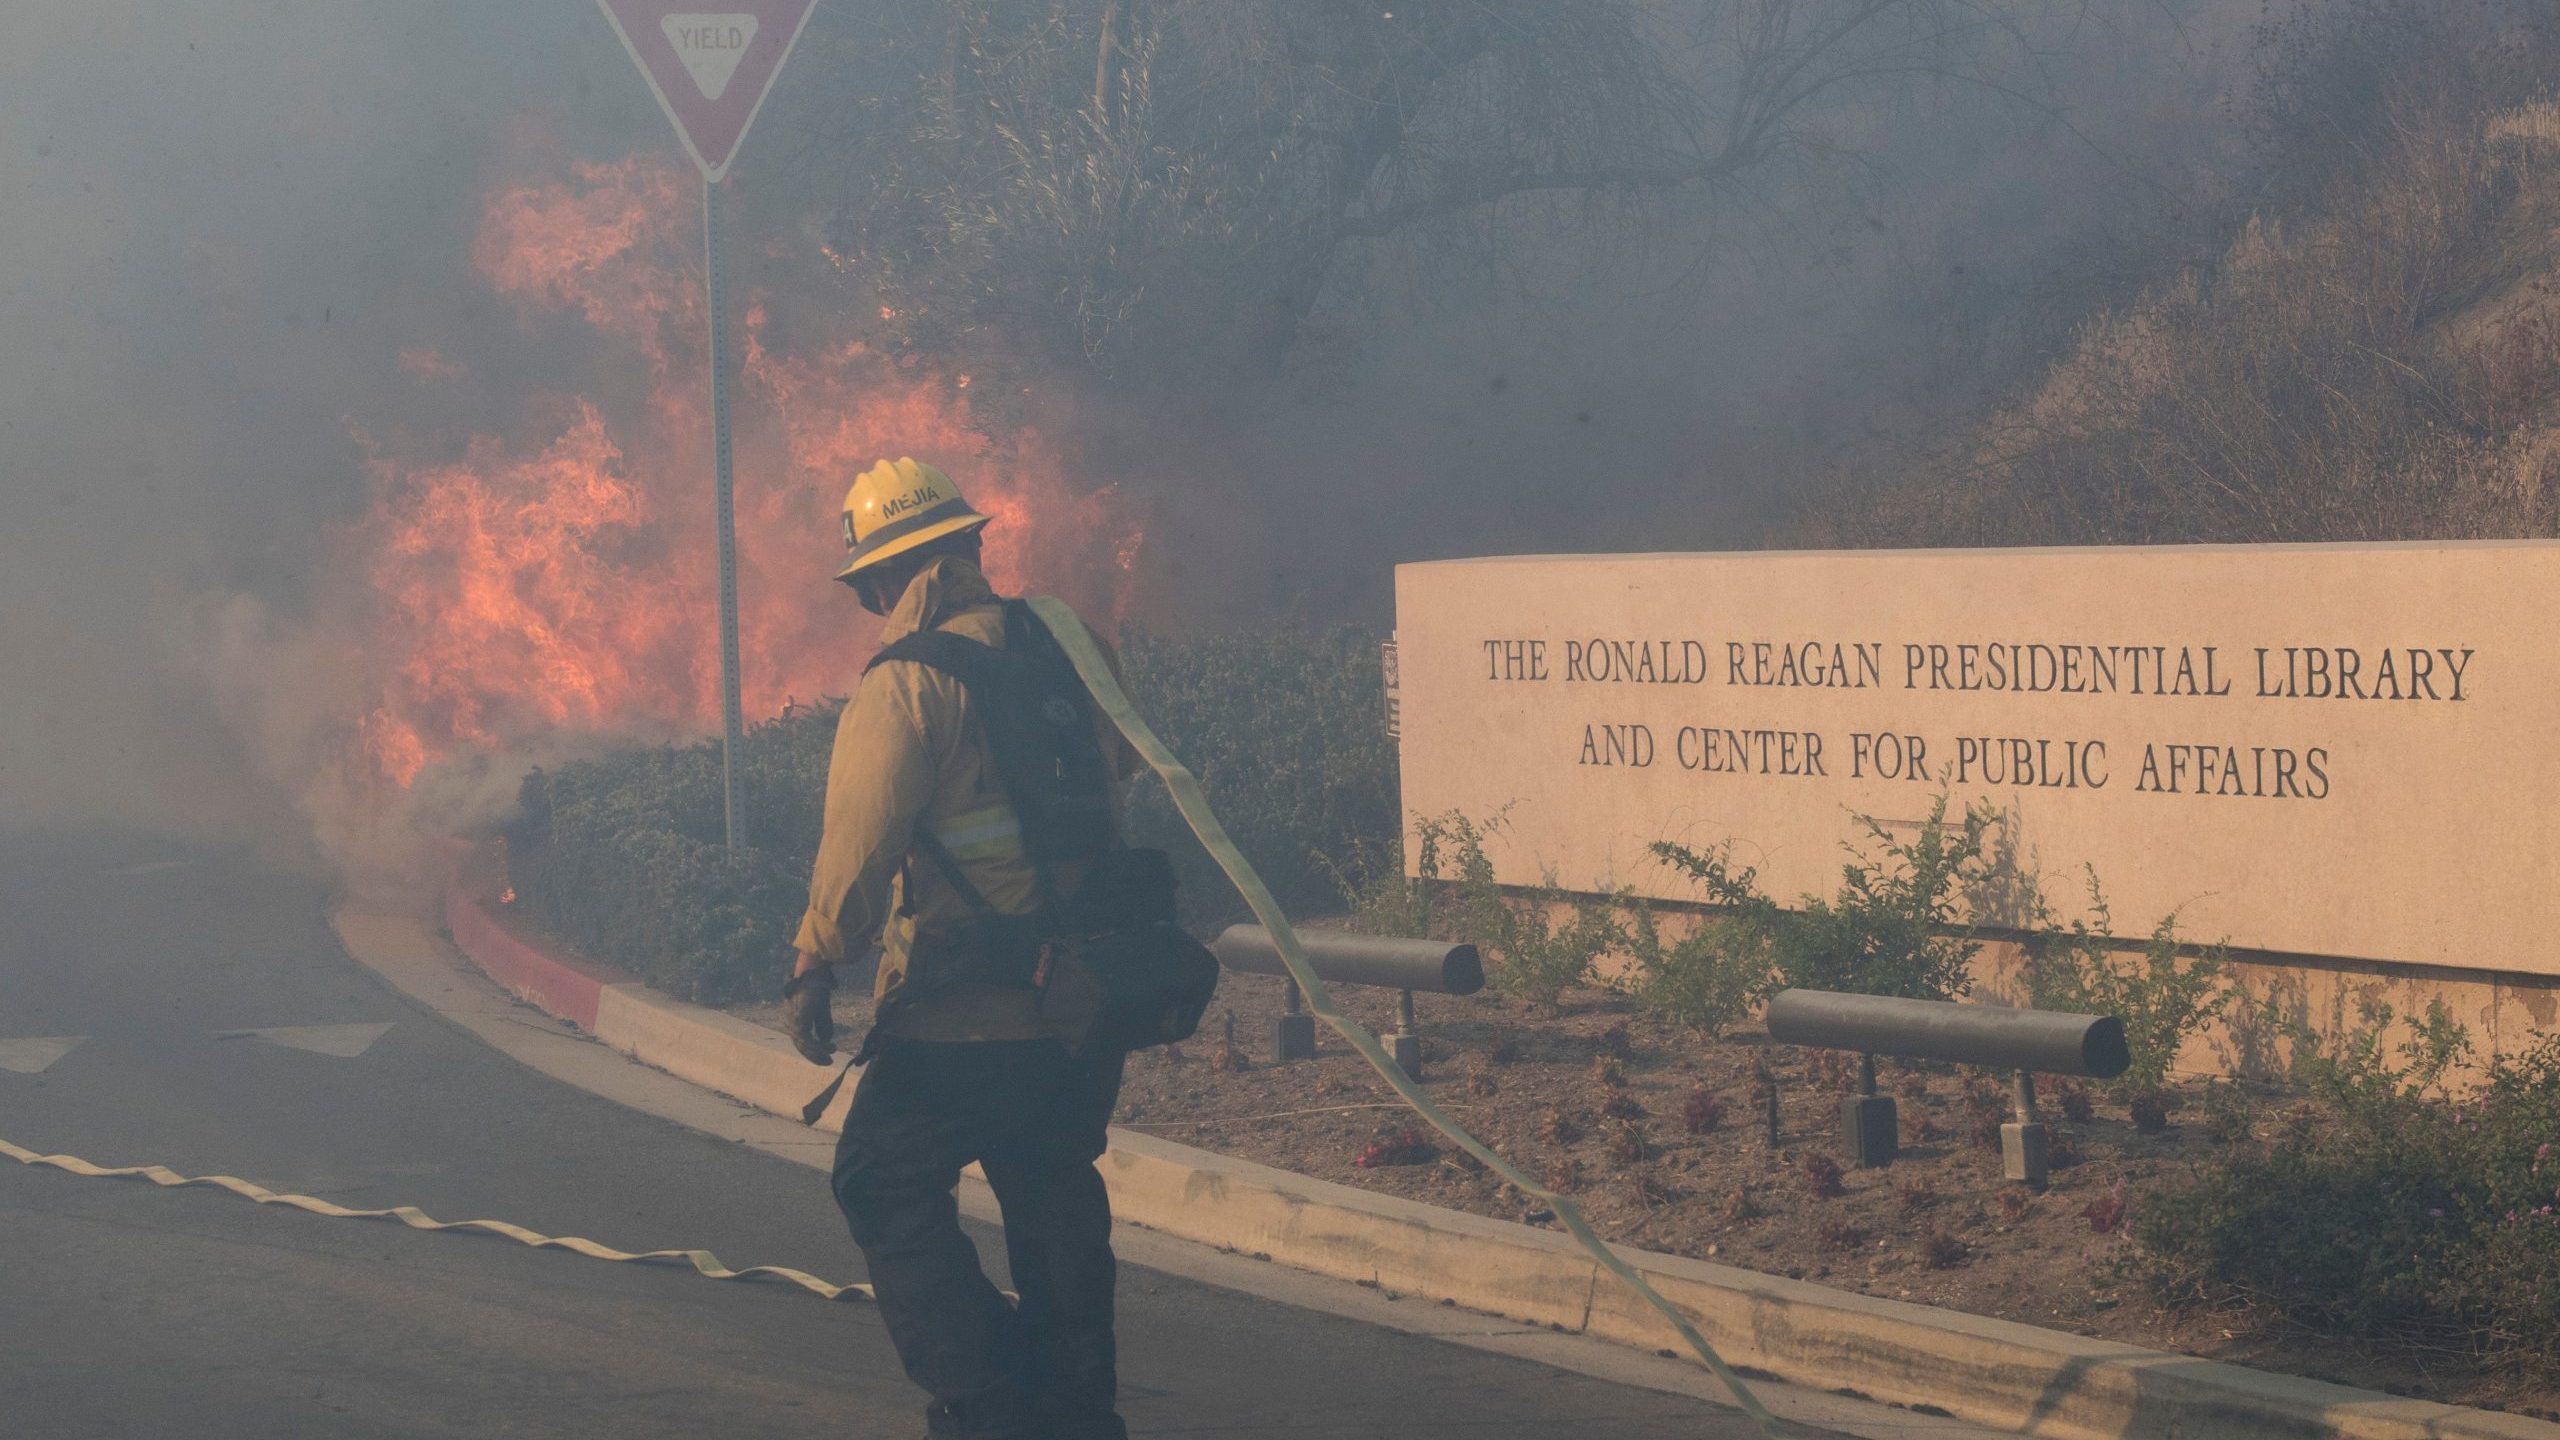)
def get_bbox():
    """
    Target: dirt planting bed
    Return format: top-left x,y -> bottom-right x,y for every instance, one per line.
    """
1087,973 -> 2551,1419
730,959 -> 2549,1416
